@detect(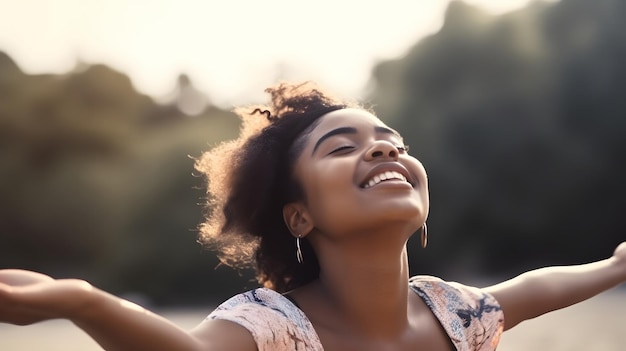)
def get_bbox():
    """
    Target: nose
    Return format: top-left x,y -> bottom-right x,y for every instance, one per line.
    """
364,140 -> 399,161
